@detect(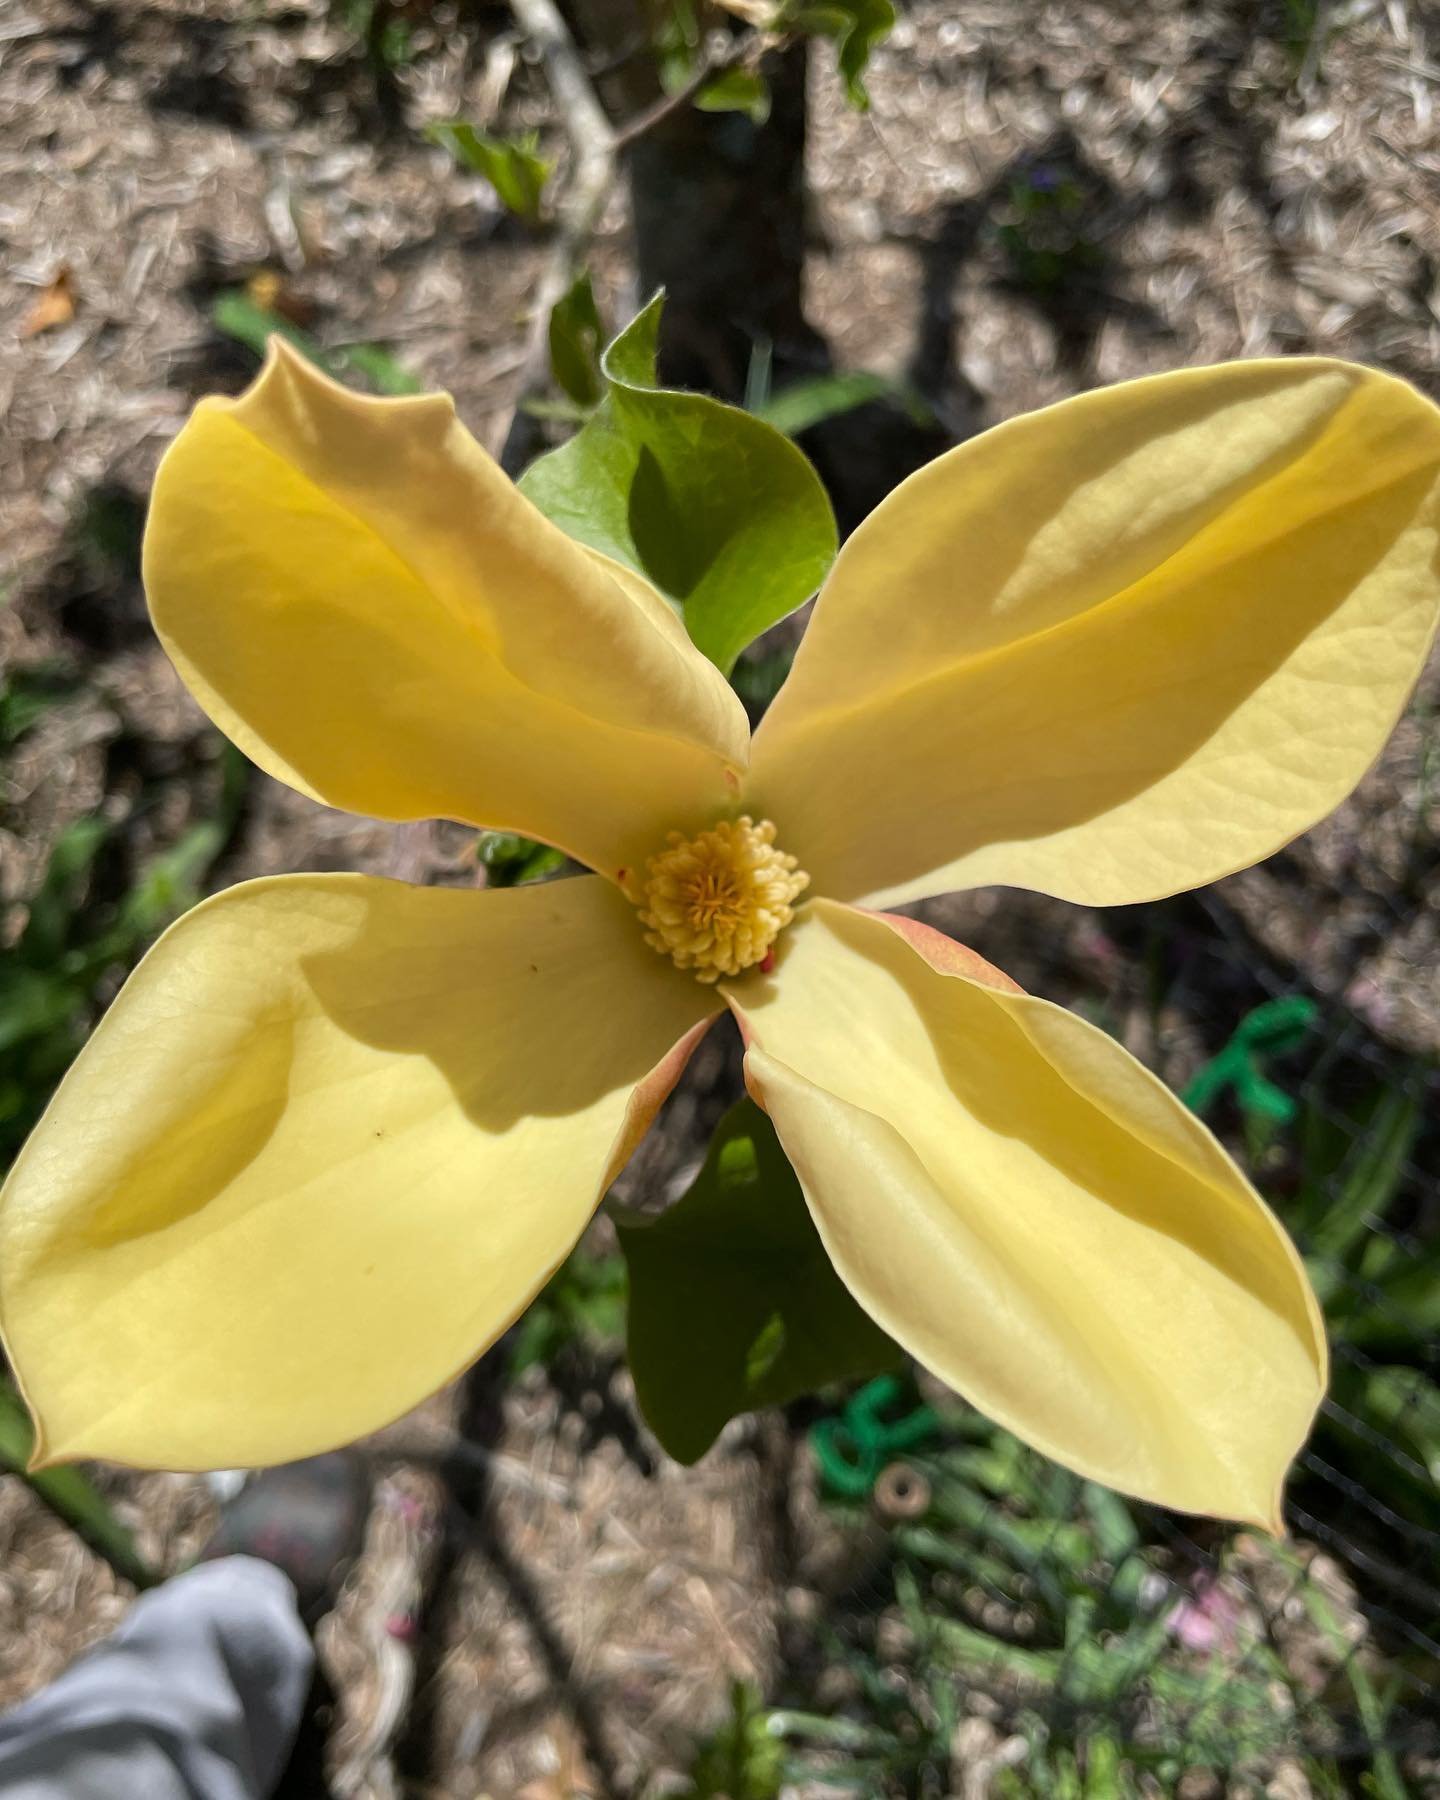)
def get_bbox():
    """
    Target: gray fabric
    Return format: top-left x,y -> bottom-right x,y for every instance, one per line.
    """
0,1557 -> 312,1800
